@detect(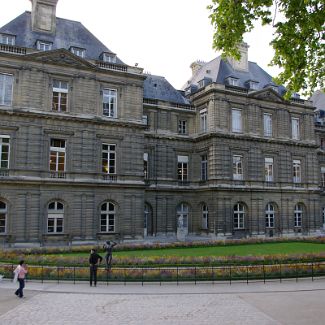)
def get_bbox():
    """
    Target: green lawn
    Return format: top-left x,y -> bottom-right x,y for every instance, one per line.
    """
47,242 -> 325,258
